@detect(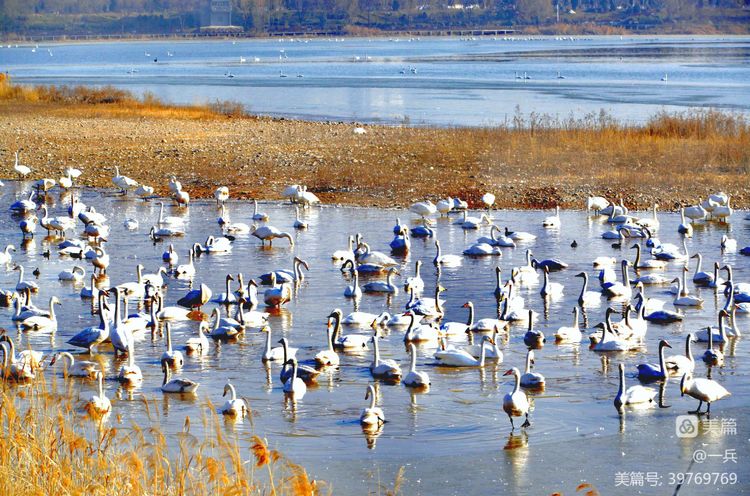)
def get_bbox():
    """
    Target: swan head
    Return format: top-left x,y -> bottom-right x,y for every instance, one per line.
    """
222,382 -> 232,397
679,373 -> 691,396
502,367 -> 520,378
575,271 -> 586,278
659,339 -> 672,350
